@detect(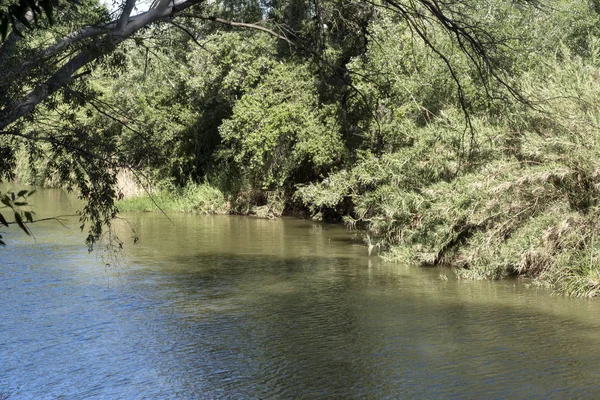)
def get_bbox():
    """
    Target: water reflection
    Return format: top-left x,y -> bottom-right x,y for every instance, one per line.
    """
136,253 -> 600,399
1,188 -> 600,398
